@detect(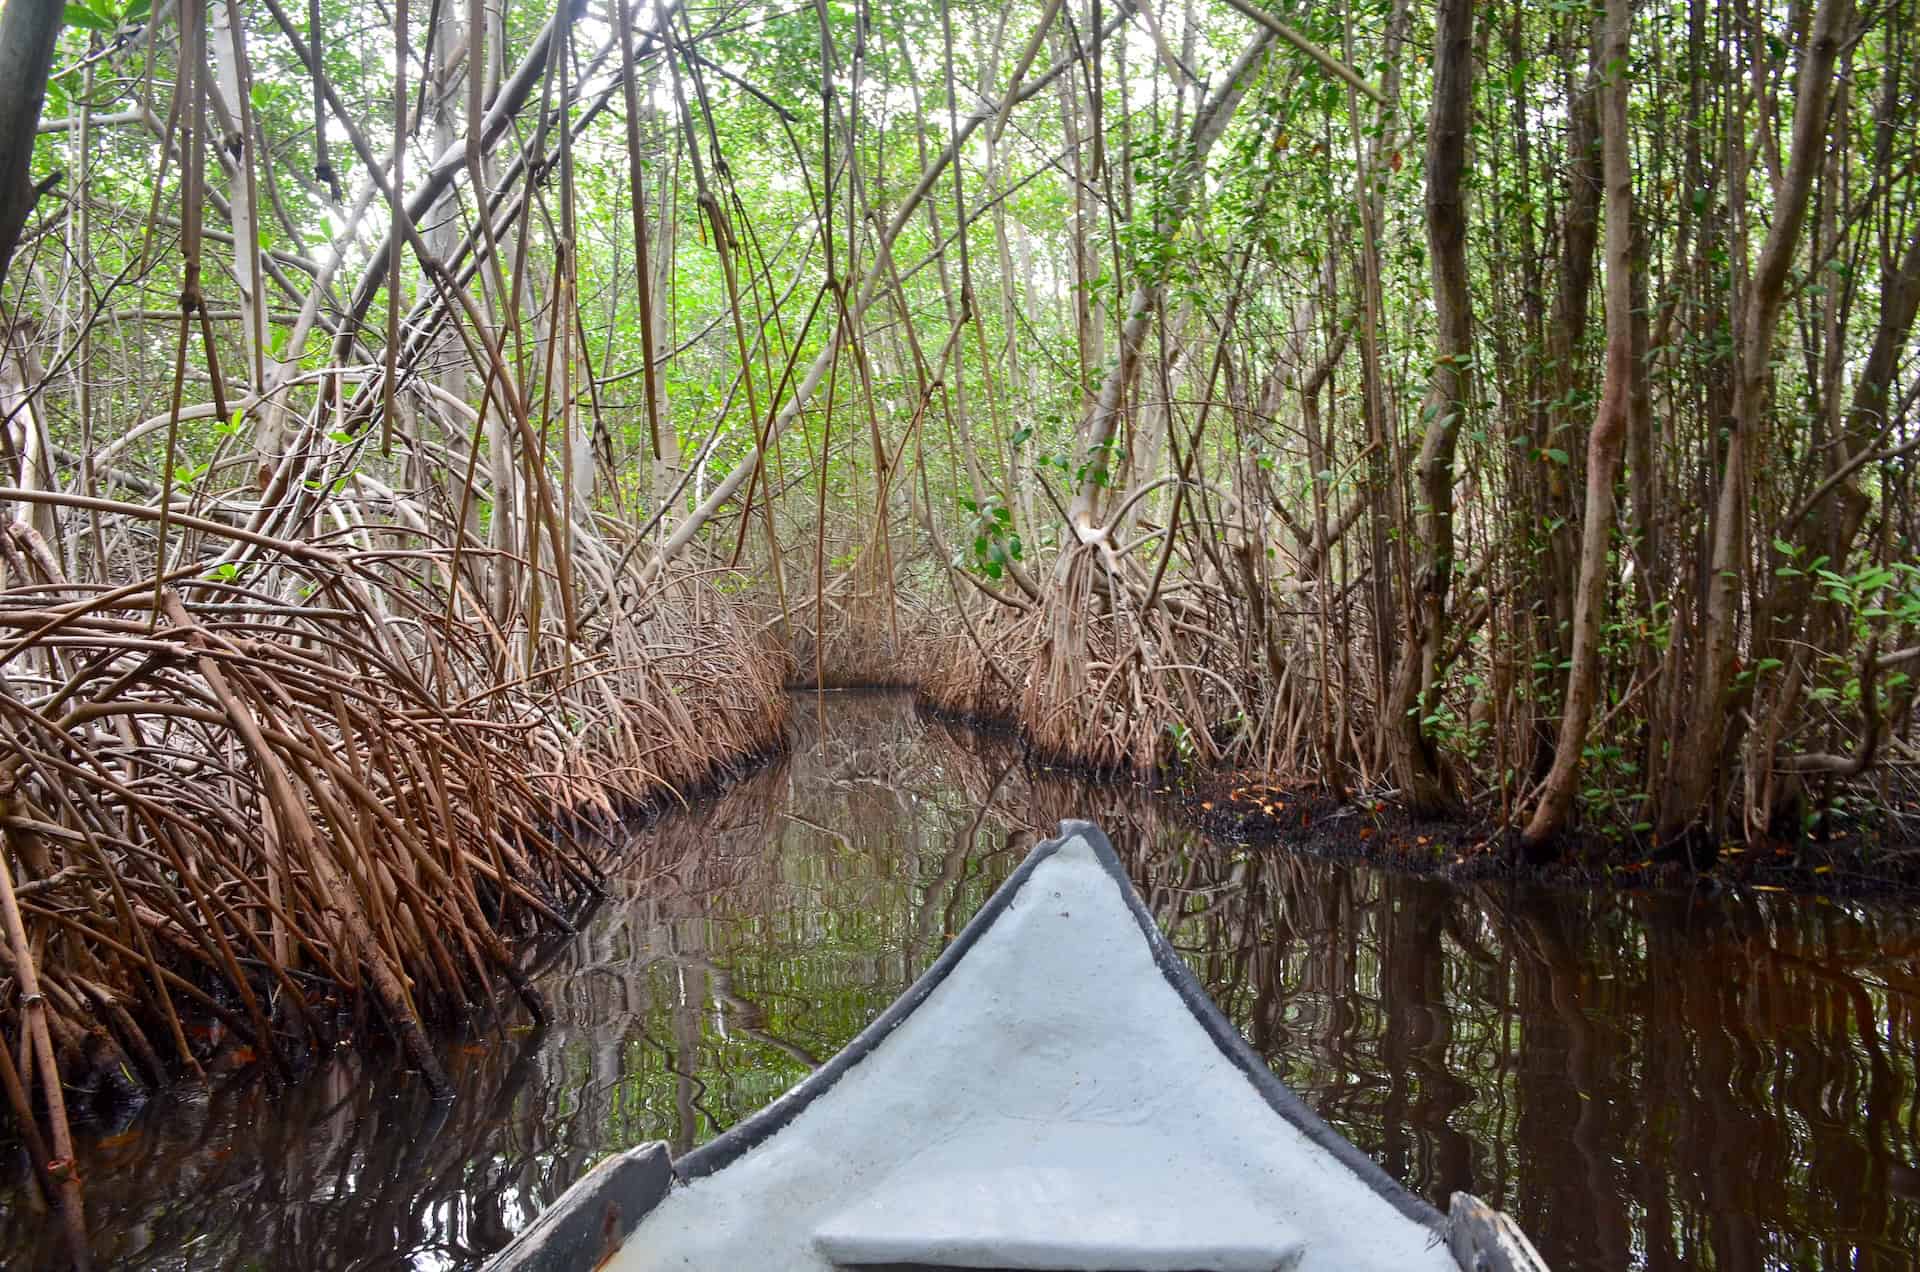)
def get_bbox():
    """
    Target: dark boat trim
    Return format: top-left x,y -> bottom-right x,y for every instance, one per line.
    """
485,1141 -> 673,1272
